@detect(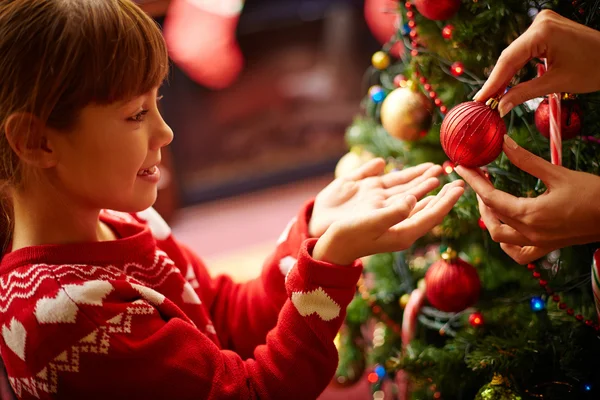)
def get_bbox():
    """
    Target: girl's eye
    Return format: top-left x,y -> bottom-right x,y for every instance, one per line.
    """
129,109 -> 149,122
